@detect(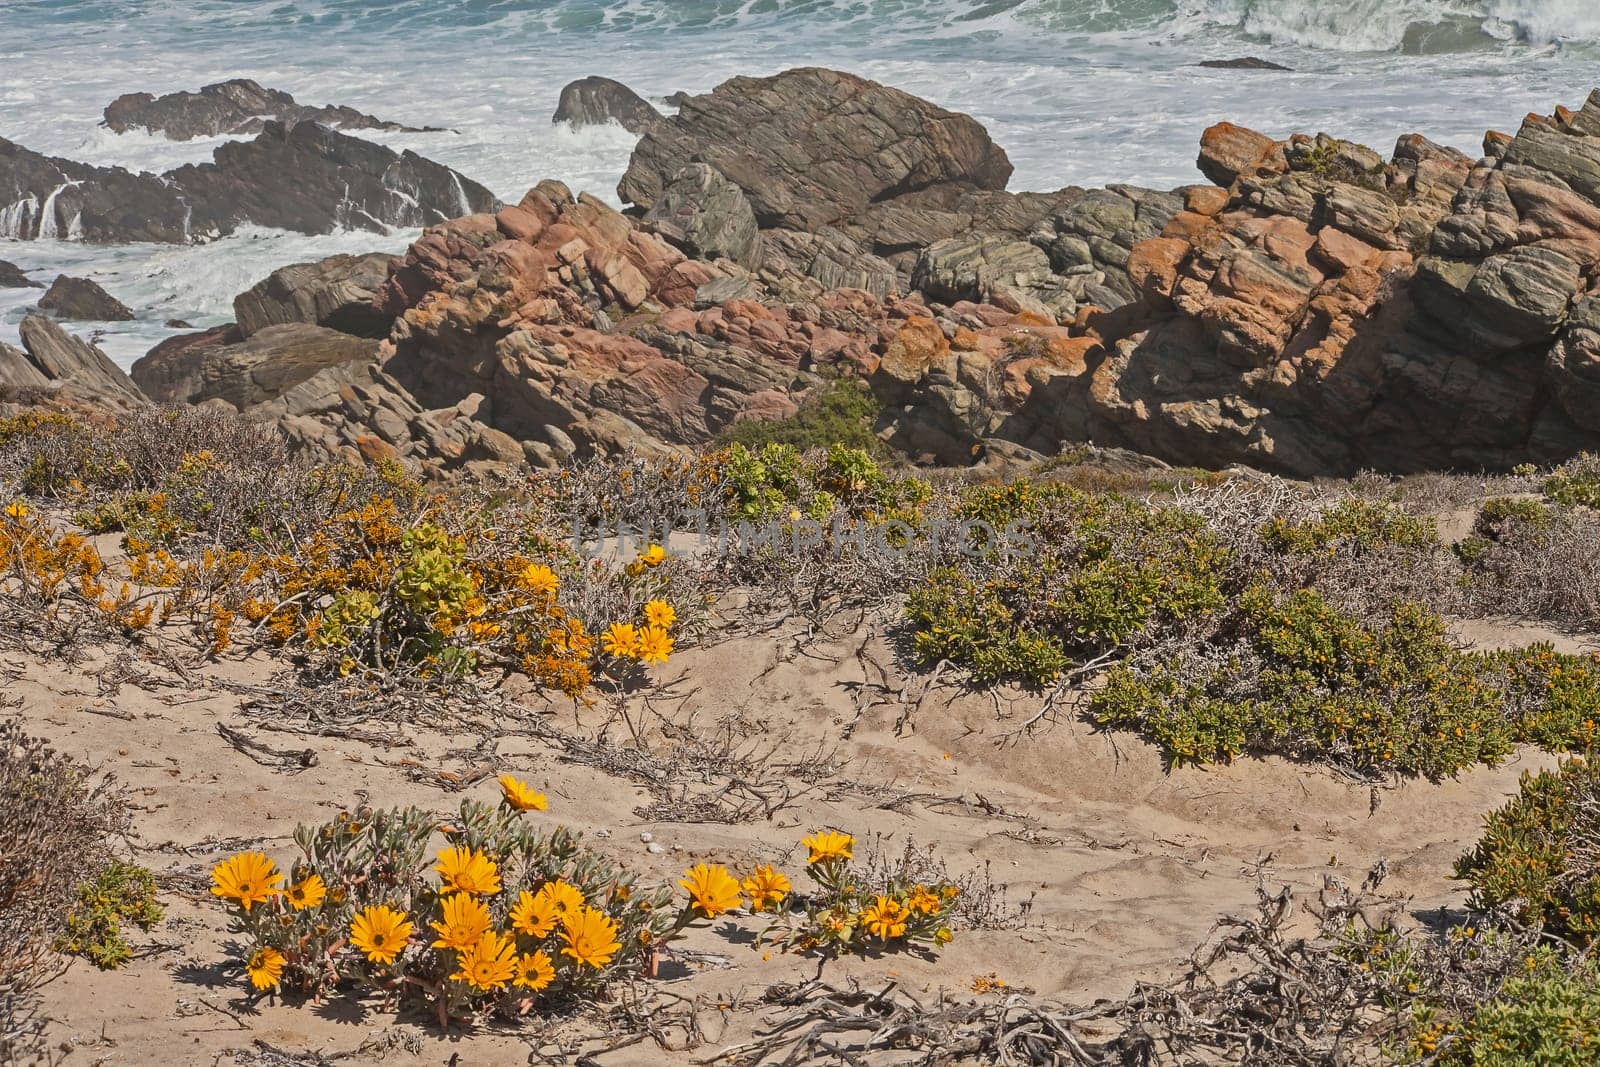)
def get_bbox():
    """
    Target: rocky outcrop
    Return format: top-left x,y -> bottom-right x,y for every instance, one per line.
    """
233,253 -> 397,338
132,323 -> 380,410
1199,57 -> 1292,71
171,121 -> 498,239
0,261 -> 40,288
1,123 -> 495,244
876,90 -> 1600,476
37,275 -> 135,321
103,79 -> 439,140
619,68 -> 1013,232
0,138 -> 193,242
553,77 -> 662,134
1,314 -> 145,407
642,164 -> 761,269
